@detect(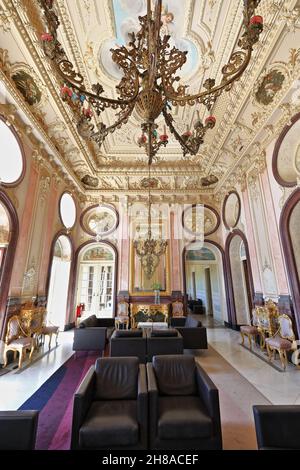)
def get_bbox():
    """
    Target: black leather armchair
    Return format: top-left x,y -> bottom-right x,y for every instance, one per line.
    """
0,410 -> 39,450
253,405 -> 300,450
71,356 -> 147,450
146,355 -> 222,450
73,315 -> 115,353
110,329 -> 147,363
170,315 -> 208,349
146,329 -> 183,361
